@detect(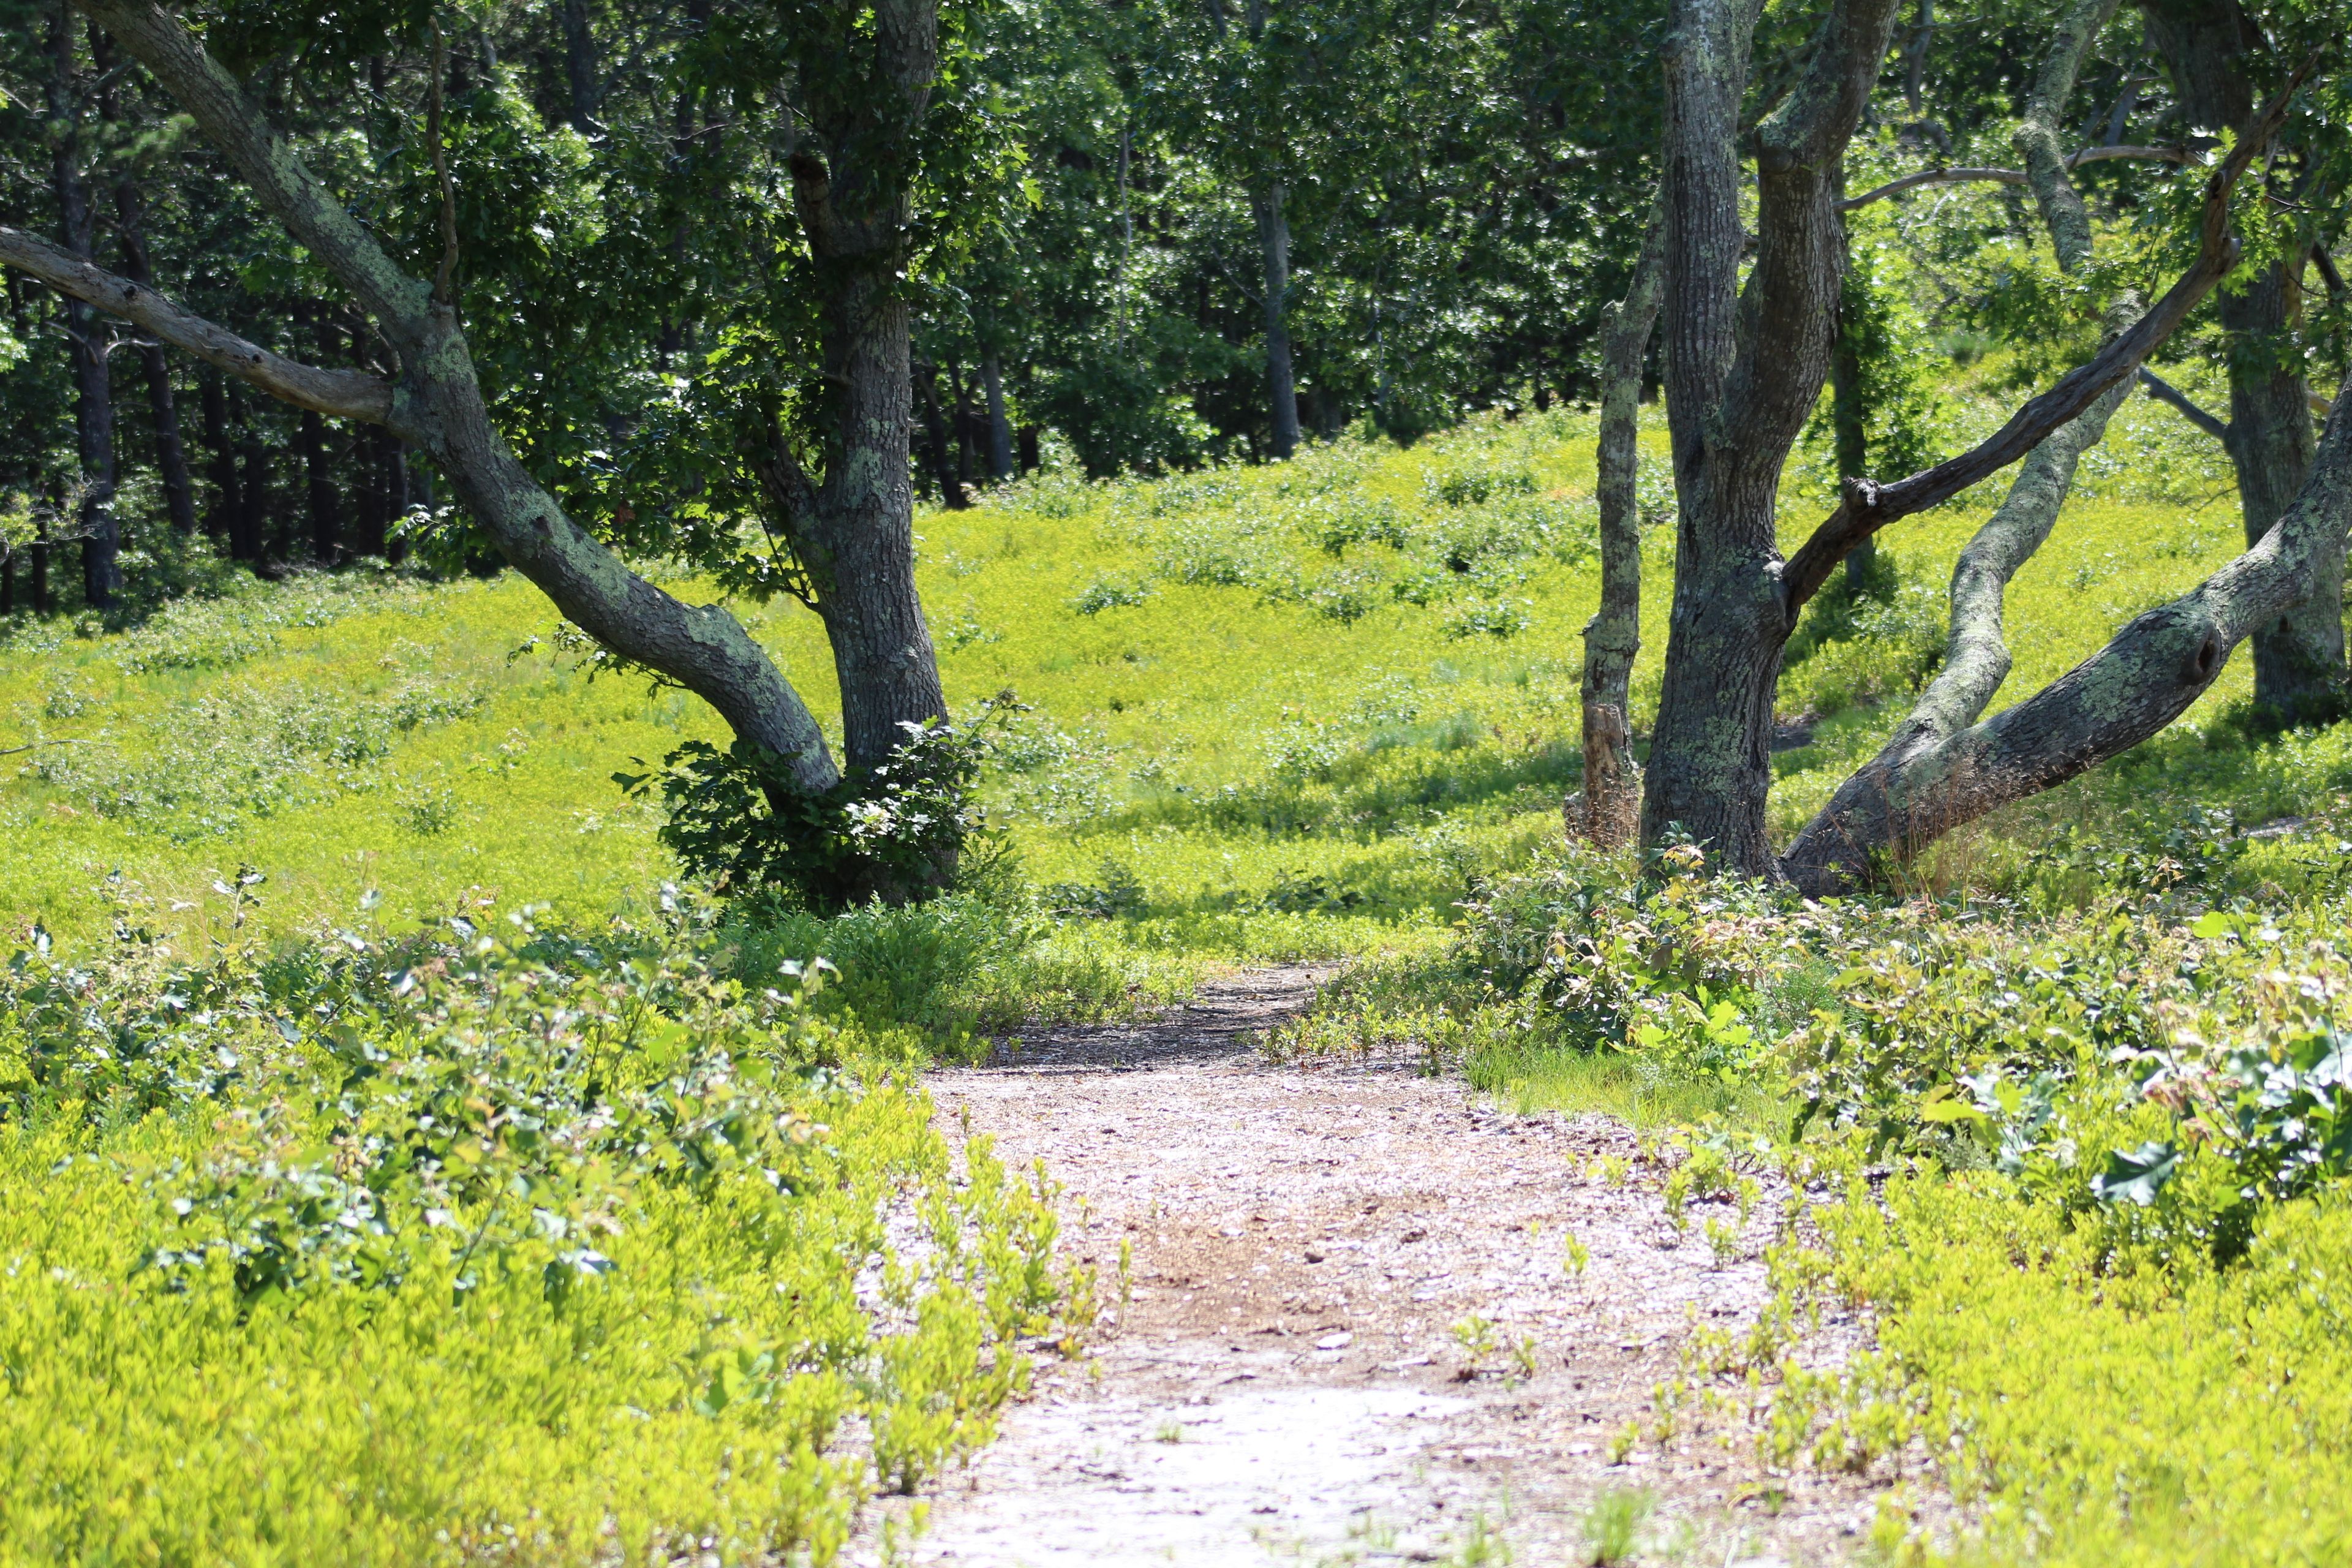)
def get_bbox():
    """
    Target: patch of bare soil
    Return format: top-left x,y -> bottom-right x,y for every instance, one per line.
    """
861,967 -> 1894,1567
